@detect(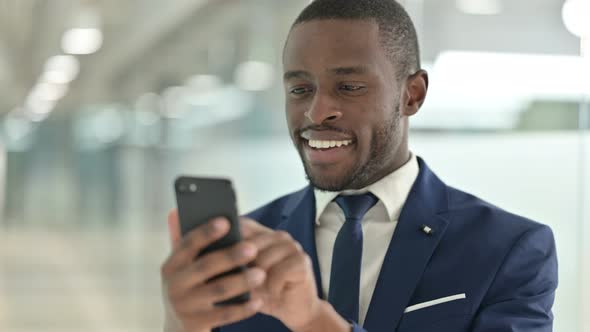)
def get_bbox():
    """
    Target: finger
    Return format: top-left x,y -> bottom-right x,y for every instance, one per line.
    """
167,209 -> 182,250
247,230 -> 294,252
175,267 -> 266,314
161,218 -> 230,279
246,231 -> 300,266
254,238 -> 303,270
240,217 -> 271,238
248,286 -> 271,312
266,253 -> 312,297
167,242 -> 258,298
190,298 -> 264,329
